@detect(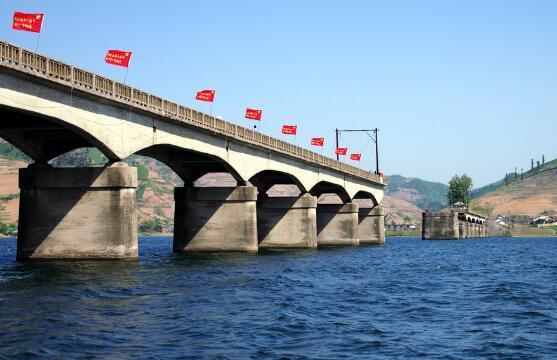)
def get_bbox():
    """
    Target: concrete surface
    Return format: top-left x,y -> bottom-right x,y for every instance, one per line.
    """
317,203 -> 359,247
173,186 -> 258,252
17,162 -> 138,260
257,193 -> 317,249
